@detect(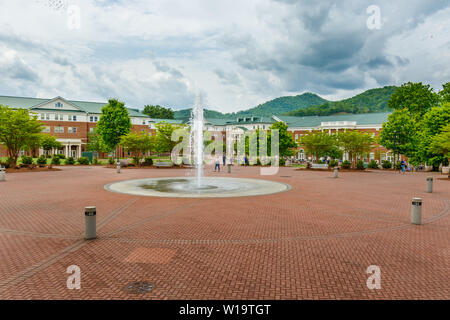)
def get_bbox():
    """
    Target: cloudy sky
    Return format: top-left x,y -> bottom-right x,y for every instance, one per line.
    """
0,0 -> 449,112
